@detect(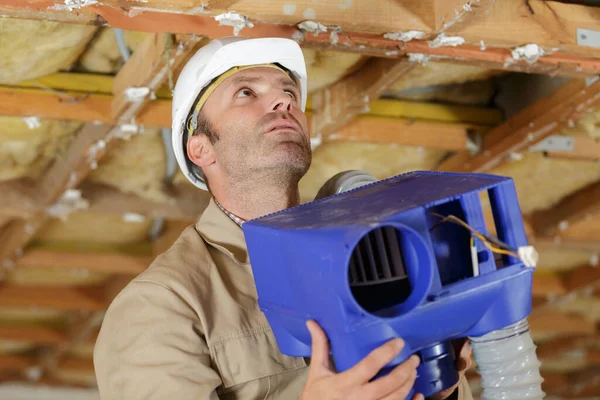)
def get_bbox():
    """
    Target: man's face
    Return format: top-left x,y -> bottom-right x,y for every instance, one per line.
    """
197,67 -> 311,186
